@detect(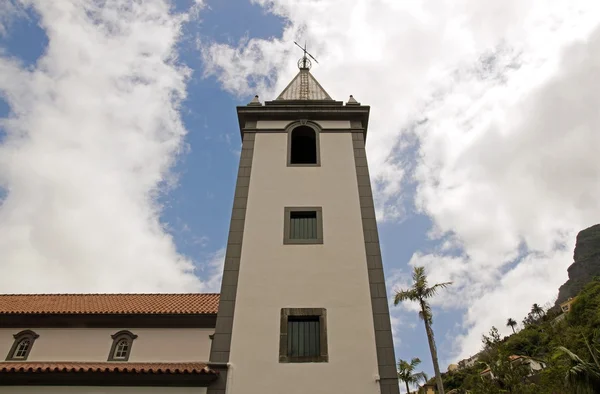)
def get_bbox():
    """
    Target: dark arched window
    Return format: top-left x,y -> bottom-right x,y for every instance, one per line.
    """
6,330 -> 39,360
289,125 -> 319,165
108,330 -> 137,361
